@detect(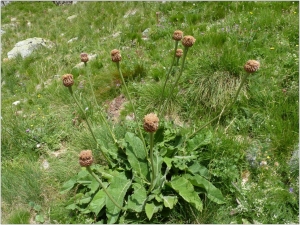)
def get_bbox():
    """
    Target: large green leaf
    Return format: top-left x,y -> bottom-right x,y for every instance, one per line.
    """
183,174 -> 225,204
145,202 -> 163,220
87,182 -> 109,215
60,177 -> 77,194
125,132 -> 150,181
106,172 -> 132,224
187,130 -> 212,152
187,161 -> 209,179
162,195 -> 178,209
127,183 -> 147,212
168,176 -> 203,211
